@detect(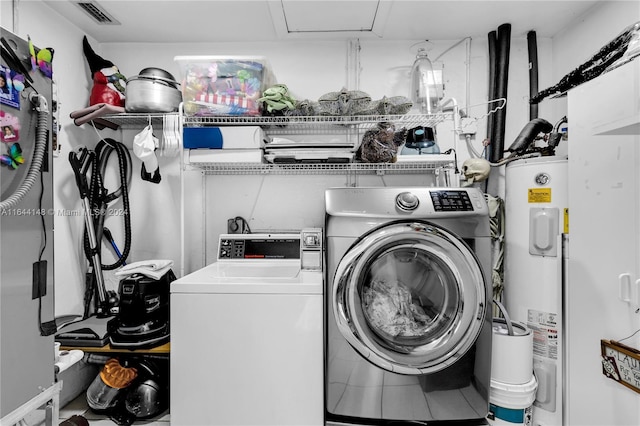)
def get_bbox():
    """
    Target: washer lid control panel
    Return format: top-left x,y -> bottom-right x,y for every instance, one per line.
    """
219,235 -> 300,260
217,228 -> 323,262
